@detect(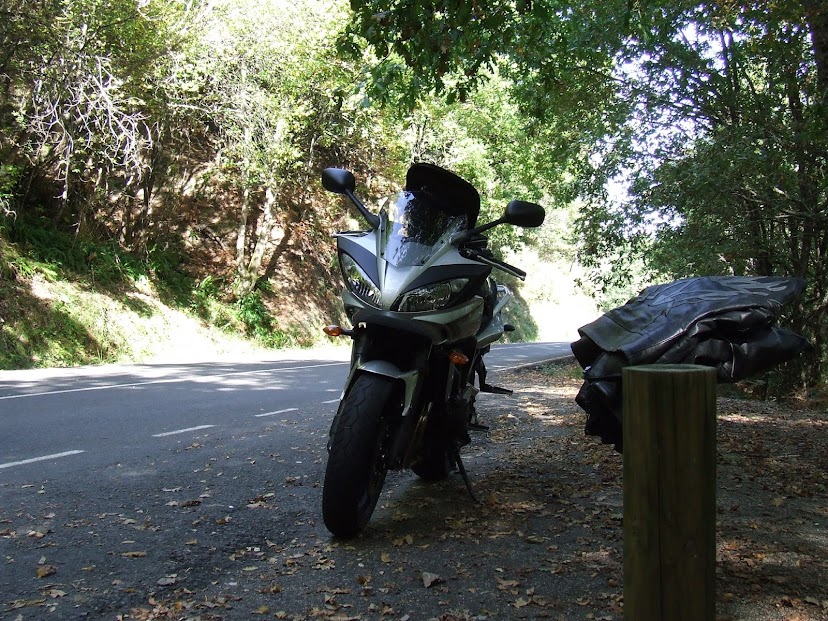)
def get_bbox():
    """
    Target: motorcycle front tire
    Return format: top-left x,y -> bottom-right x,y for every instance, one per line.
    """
322,373 -> 398,538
